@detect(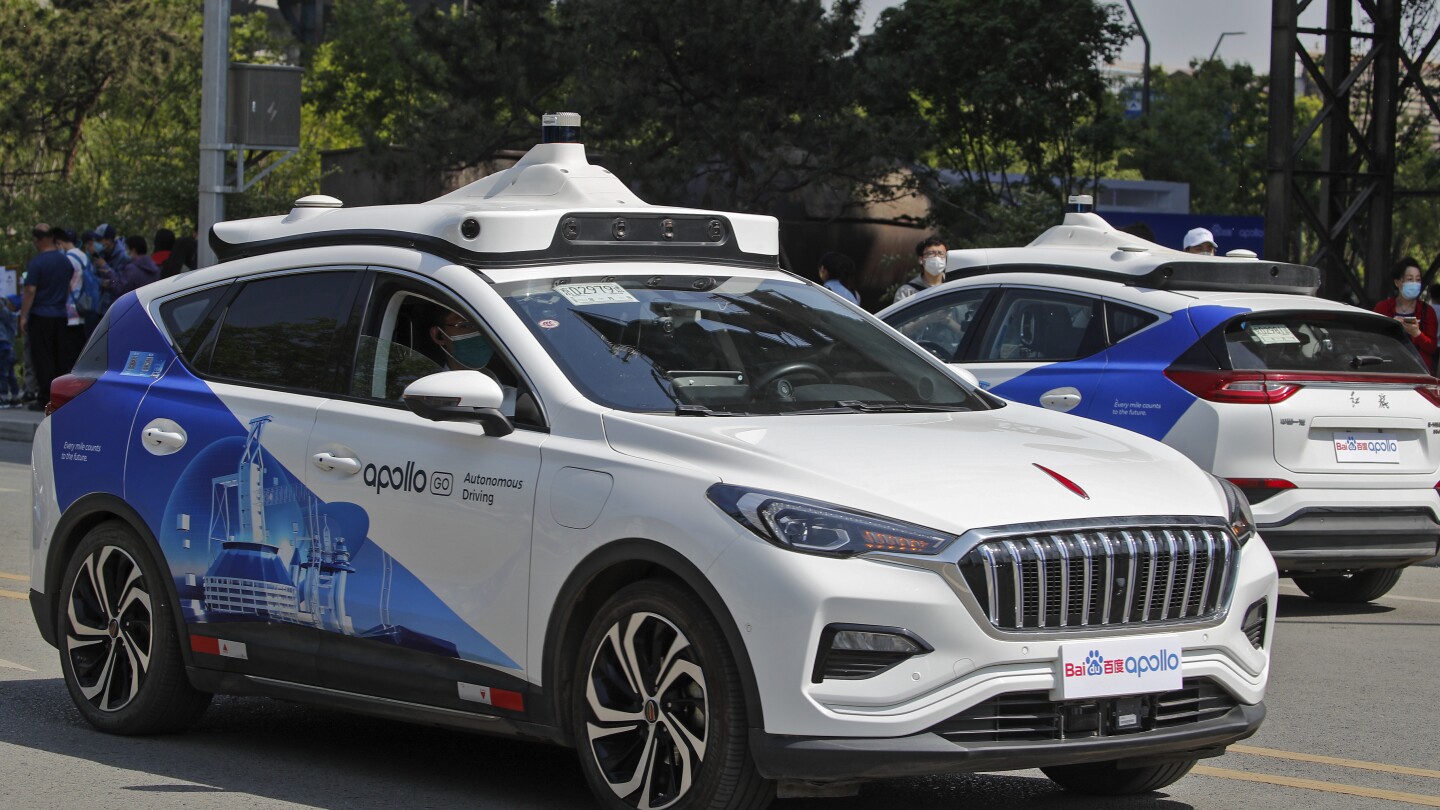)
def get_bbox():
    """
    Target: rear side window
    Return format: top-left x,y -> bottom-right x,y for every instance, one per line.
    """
1223,313 -> 1427,374
159,284 -> 229,359
202,271 -> 362,394
1106,302 -> 1159,344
